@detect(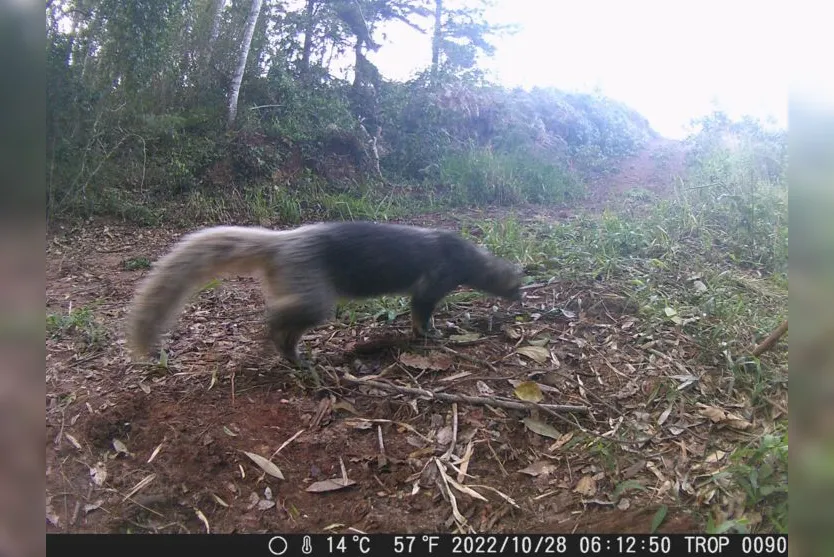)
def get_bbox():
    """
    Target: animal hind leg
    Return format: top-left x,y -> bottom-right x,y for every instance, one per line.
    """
267,293 -> 333,367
